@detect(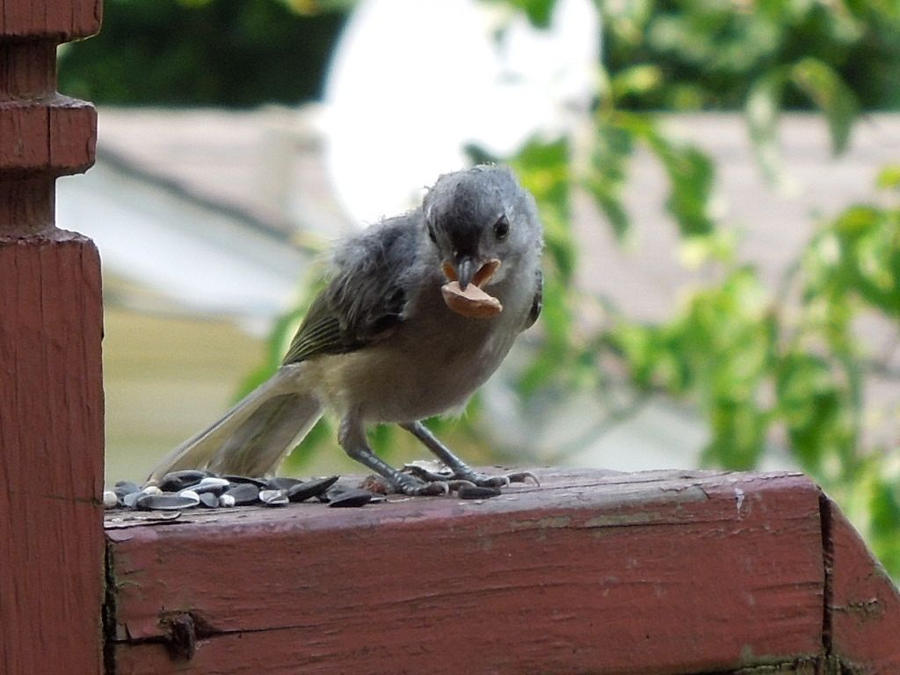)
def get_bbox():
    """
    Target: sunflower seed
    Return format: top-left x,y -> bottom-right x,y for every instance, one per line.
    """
136,493 -> 200,511
259,489 -> 289,507
113,481 -> 139,499
187,476 -> 231,495
198,492 -> 220,508
158,470 -> 210,492
266,477 -> 303,491
221,475 -> 268,488
287,476 -> 339,502
328,489 -> 373,508
222,483 -> 259,505
457,485 -> 502,500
